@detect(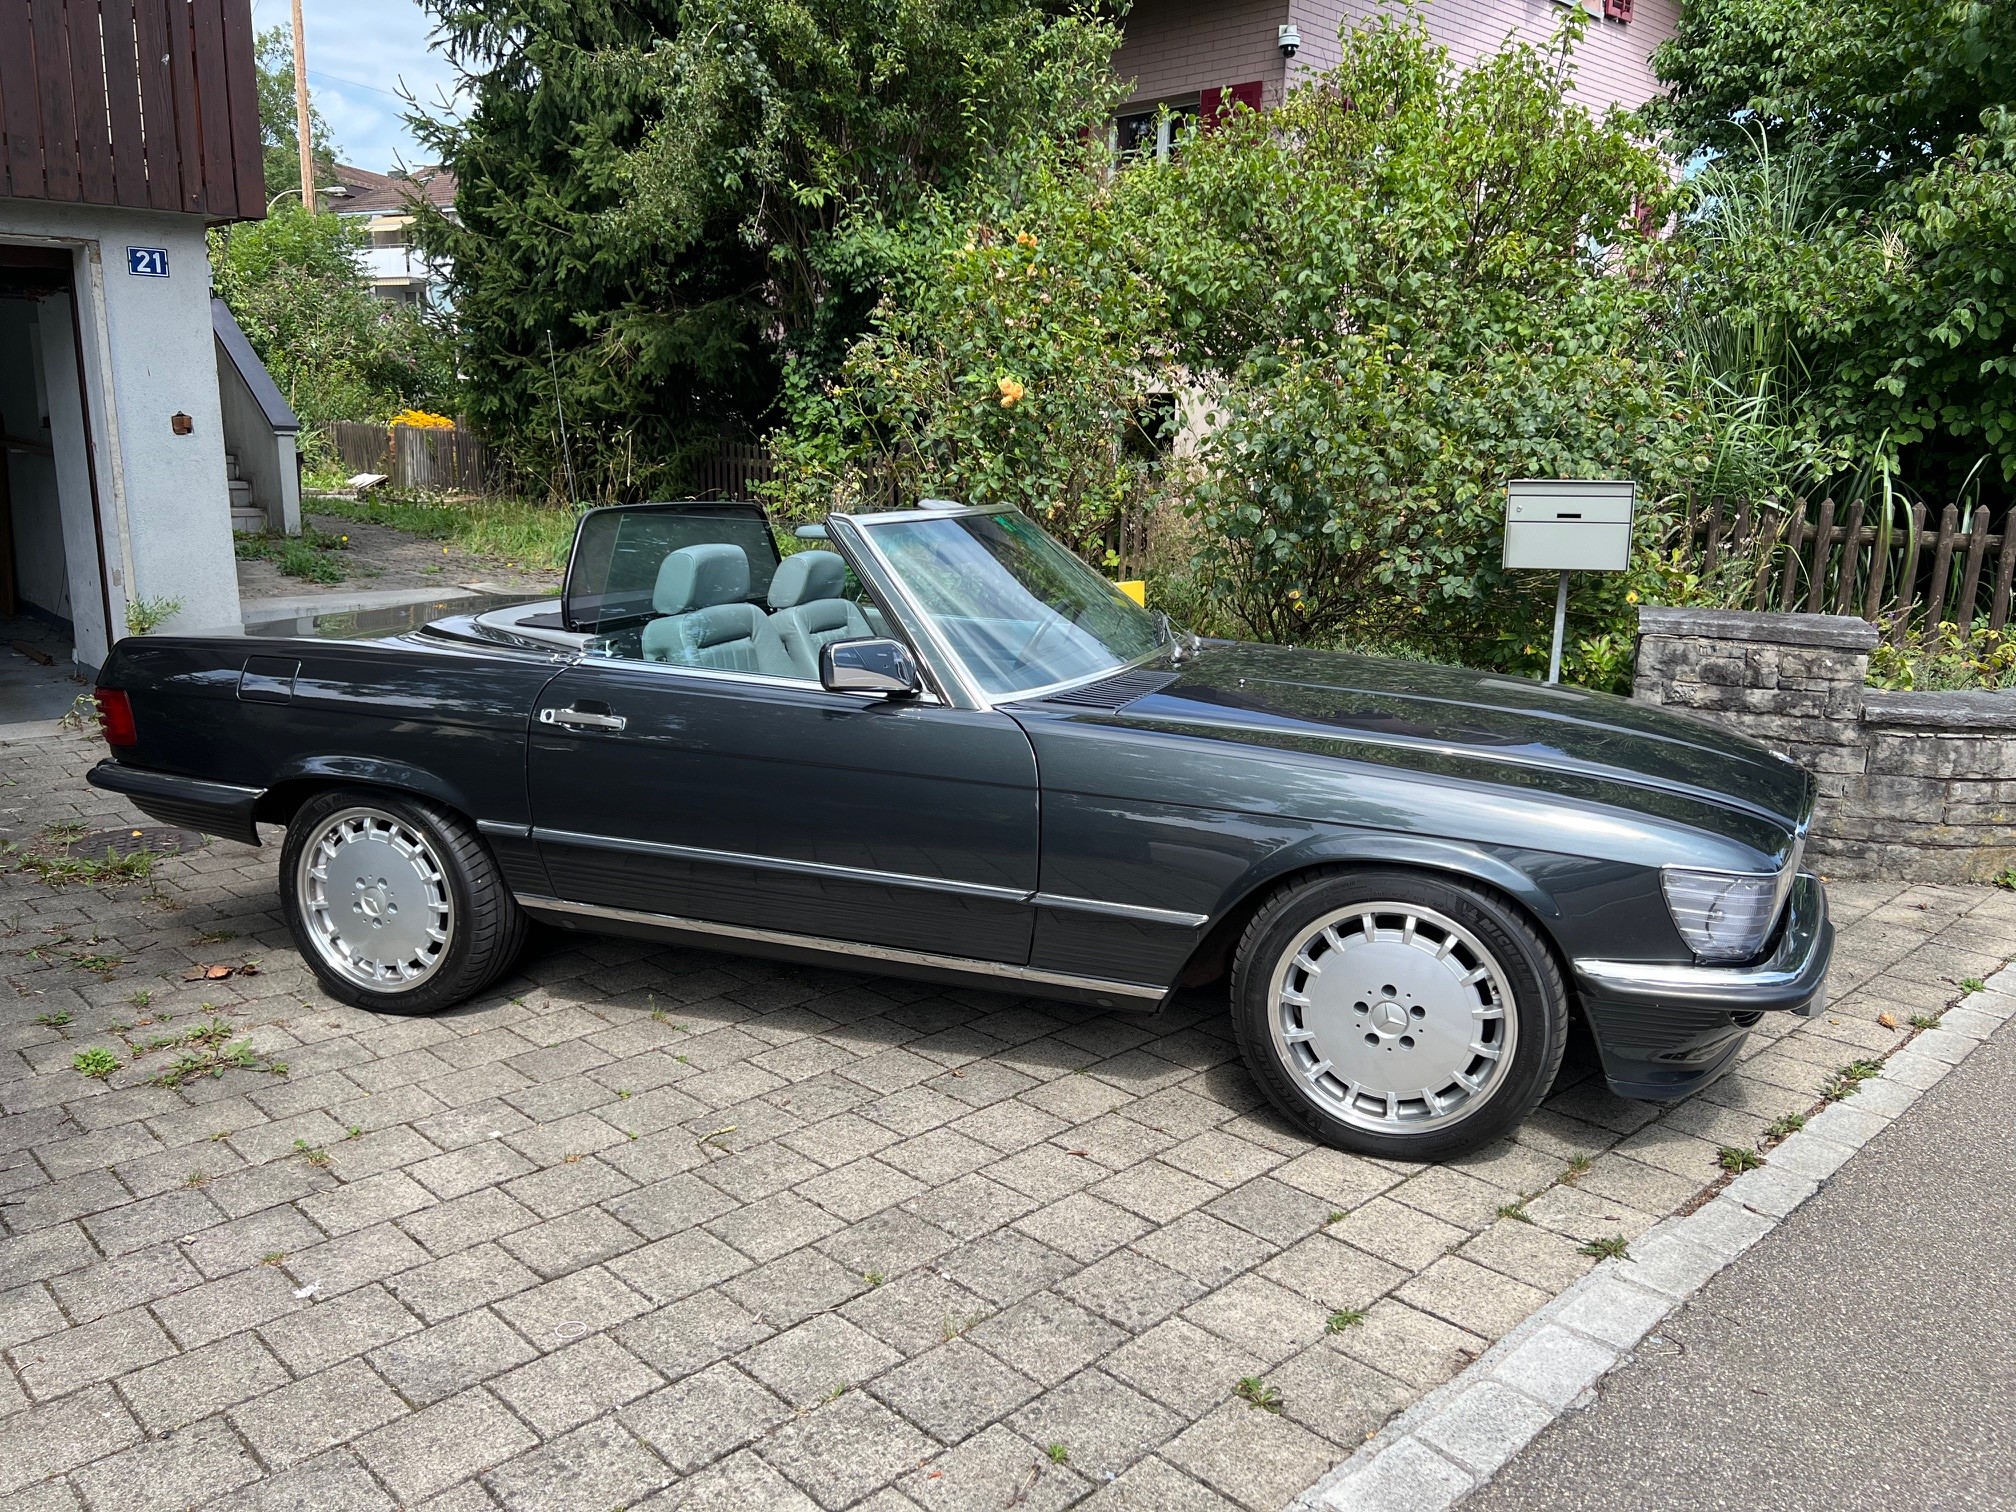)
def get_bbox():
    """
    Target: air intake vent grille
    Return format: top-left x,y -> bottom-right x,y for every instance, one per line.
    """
1039,669 -> 1179,711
